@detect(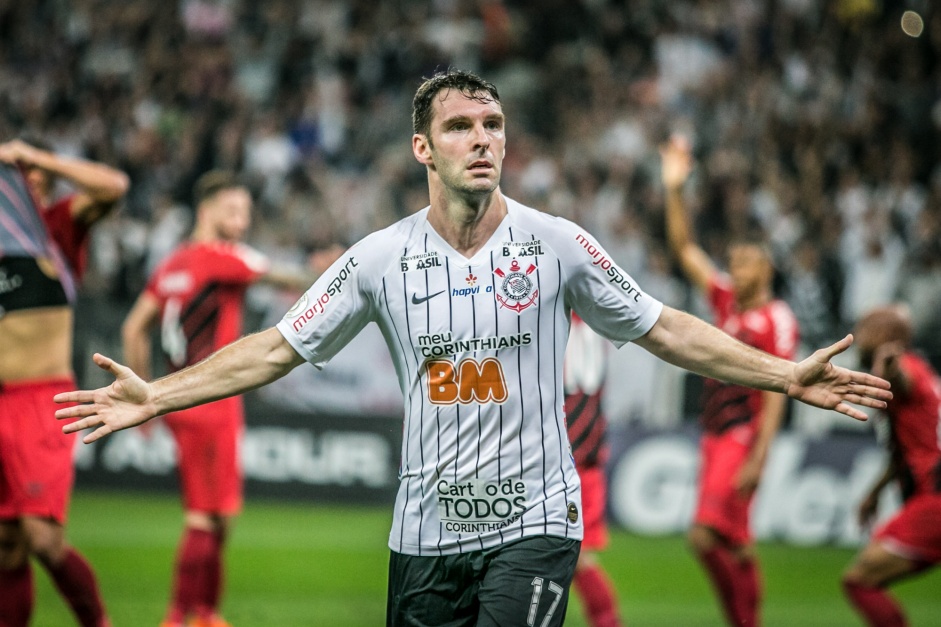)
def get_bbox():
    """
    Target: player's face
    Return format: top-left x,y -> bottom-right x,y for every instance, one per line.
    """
24,167 -> 52,203
416,90 -> 506,197
728,244 -> 772,297
210,187 -> 252,242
